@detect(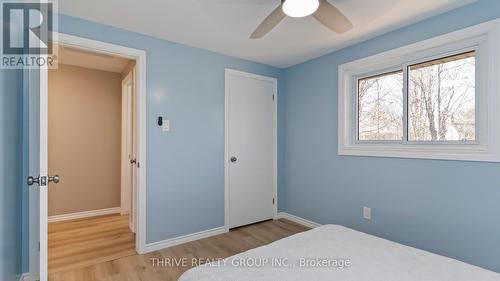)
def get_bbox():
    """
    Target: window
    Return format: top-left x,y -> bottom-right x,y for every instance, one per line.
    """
338,20 -> 500,162
408,52 -> 475,142
356,52 -> 476,143
358,71 -> 403,141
